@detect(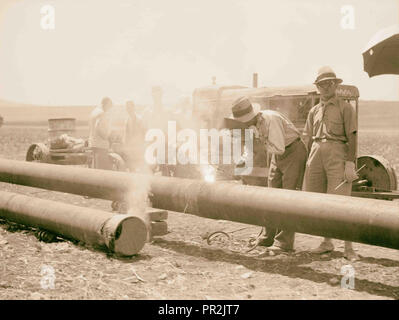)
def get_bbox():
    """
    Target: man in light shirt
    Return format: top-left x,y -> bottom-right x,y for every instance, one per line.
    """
122,100 -> 146,172
302,66 -> 359,261
88,96 -> 113,170
227,96 -> 307,253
